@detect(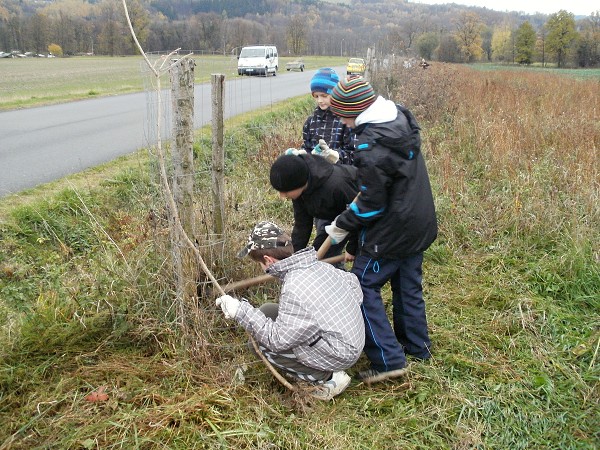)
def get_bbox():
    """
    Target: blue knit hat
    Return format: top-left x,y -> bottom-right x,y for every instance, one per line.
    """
310,68 -> 340,94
